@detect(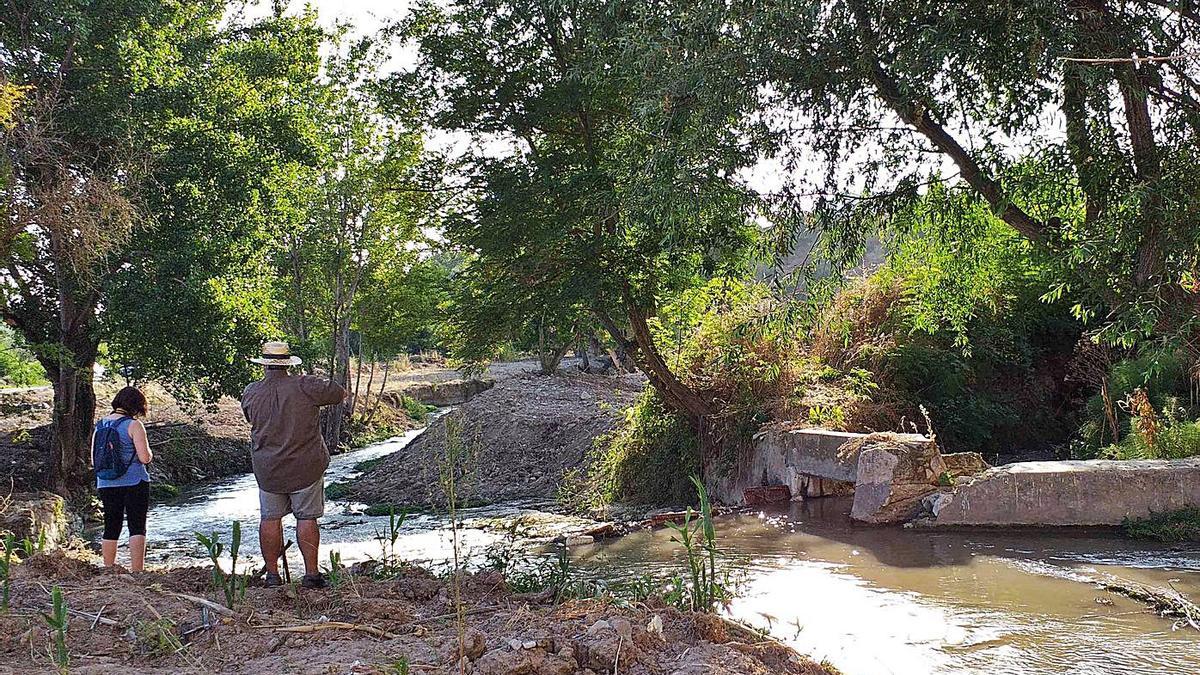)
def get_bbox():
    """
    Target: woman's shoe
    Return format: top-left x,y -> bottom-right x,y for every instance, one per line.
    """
264,572 -> 283,587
